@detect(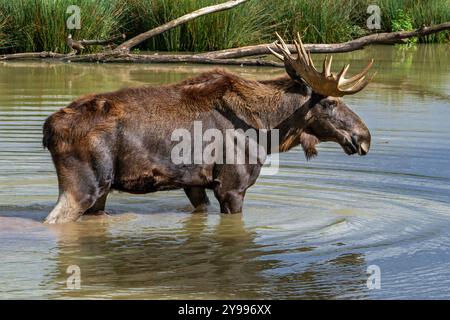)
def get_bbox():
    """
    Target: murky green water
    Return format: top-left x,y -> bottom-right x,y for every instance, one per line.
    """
0,45 -> 449,299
